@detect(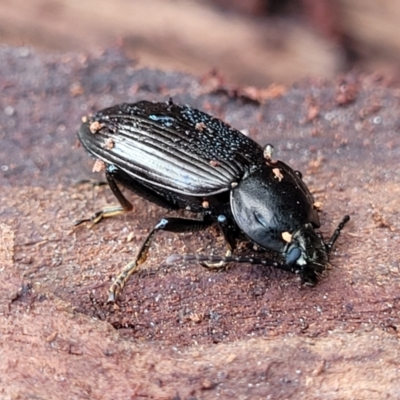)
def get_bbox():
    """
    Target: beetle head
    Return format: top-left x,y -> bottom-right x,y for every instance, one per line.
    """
284,223 -> 328,285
